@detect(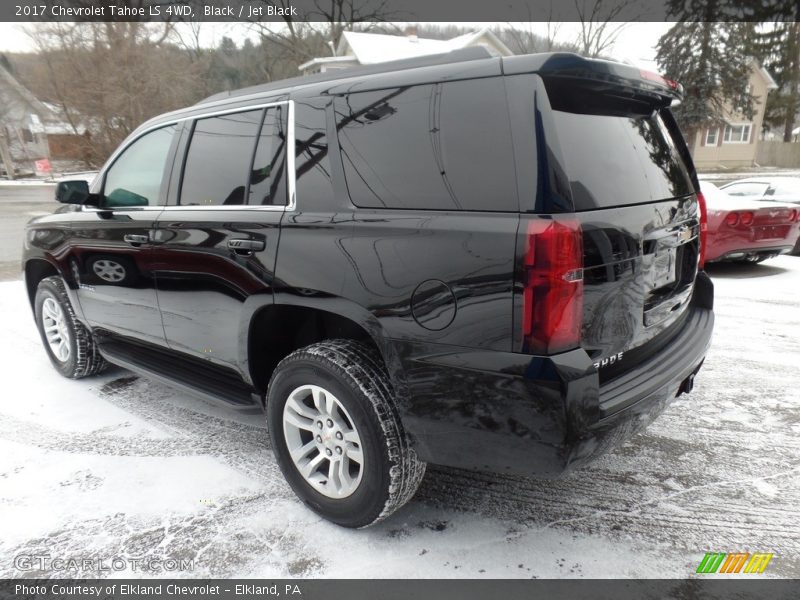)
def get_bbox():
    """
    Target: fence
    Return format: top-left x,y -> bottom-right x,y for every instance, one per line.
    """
756,140 -> 800,168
